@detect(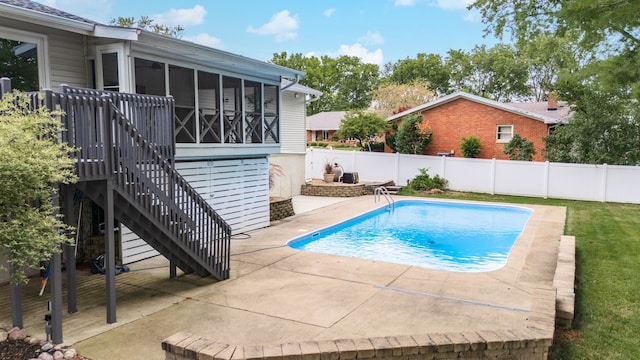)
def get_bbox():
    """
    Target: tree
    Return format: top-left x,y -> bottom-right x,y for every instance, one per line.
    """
503,134 -> 536,161
0,93 -> 77,284
384,53 -> 451,94
446,44 -> 530,102
460,135 -> 482,158
470,0 -> 640,99
110,16 -> 184,37
543,89 -> 640,165
371,80 -> 436,117
517,33 -> 579,101
336,111 -> 388,151
395,113 -> 432,154
270,52 -> 379,115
